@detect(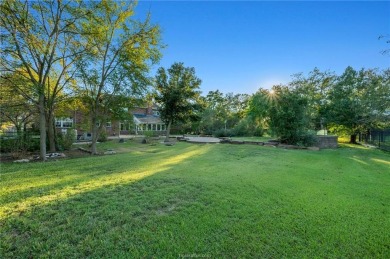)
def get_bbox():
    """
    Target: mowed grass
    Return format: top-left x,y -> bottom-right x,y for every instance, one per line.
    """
1,142 -> 389,258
